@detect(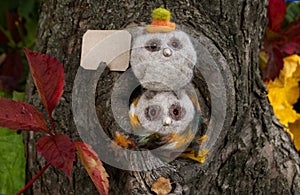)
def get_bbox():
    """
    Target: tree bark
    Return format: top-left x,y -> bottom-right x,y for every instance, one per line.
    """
24,0 -> 300,194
